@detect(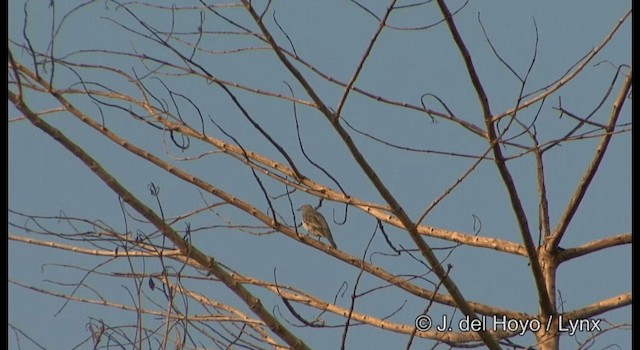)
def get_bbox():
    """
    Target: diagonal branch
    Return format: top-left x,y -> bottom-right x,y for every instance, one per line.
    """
558,232 -> 631,263
435,0 -> 551,321
491,10 -> 631,124
11,59 -> 528,261
8,89 -> 312,350
333,0 -> 397,122
9,60 -> 528,320
563,293 -> 631,321
242,2 -> 502,349
550,68 -> 631,248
